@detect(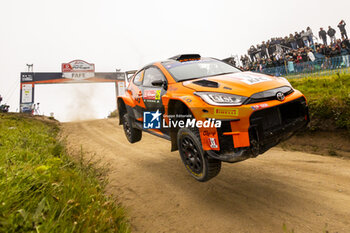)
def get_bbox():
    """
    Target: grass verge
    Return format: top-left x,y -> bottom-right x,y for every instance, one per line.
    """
108,110 -> 118,118
289,73 -> 350,134
0,113 -> 130,232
